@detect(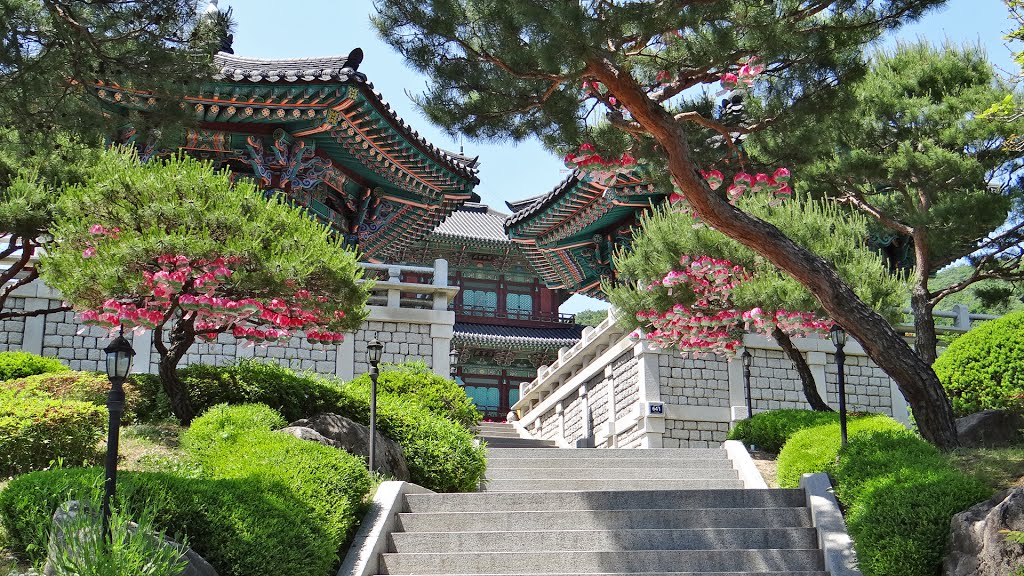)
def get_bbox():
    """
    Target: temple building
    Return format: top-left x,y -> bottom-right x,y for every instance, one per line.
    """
394,203 -> 583,418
